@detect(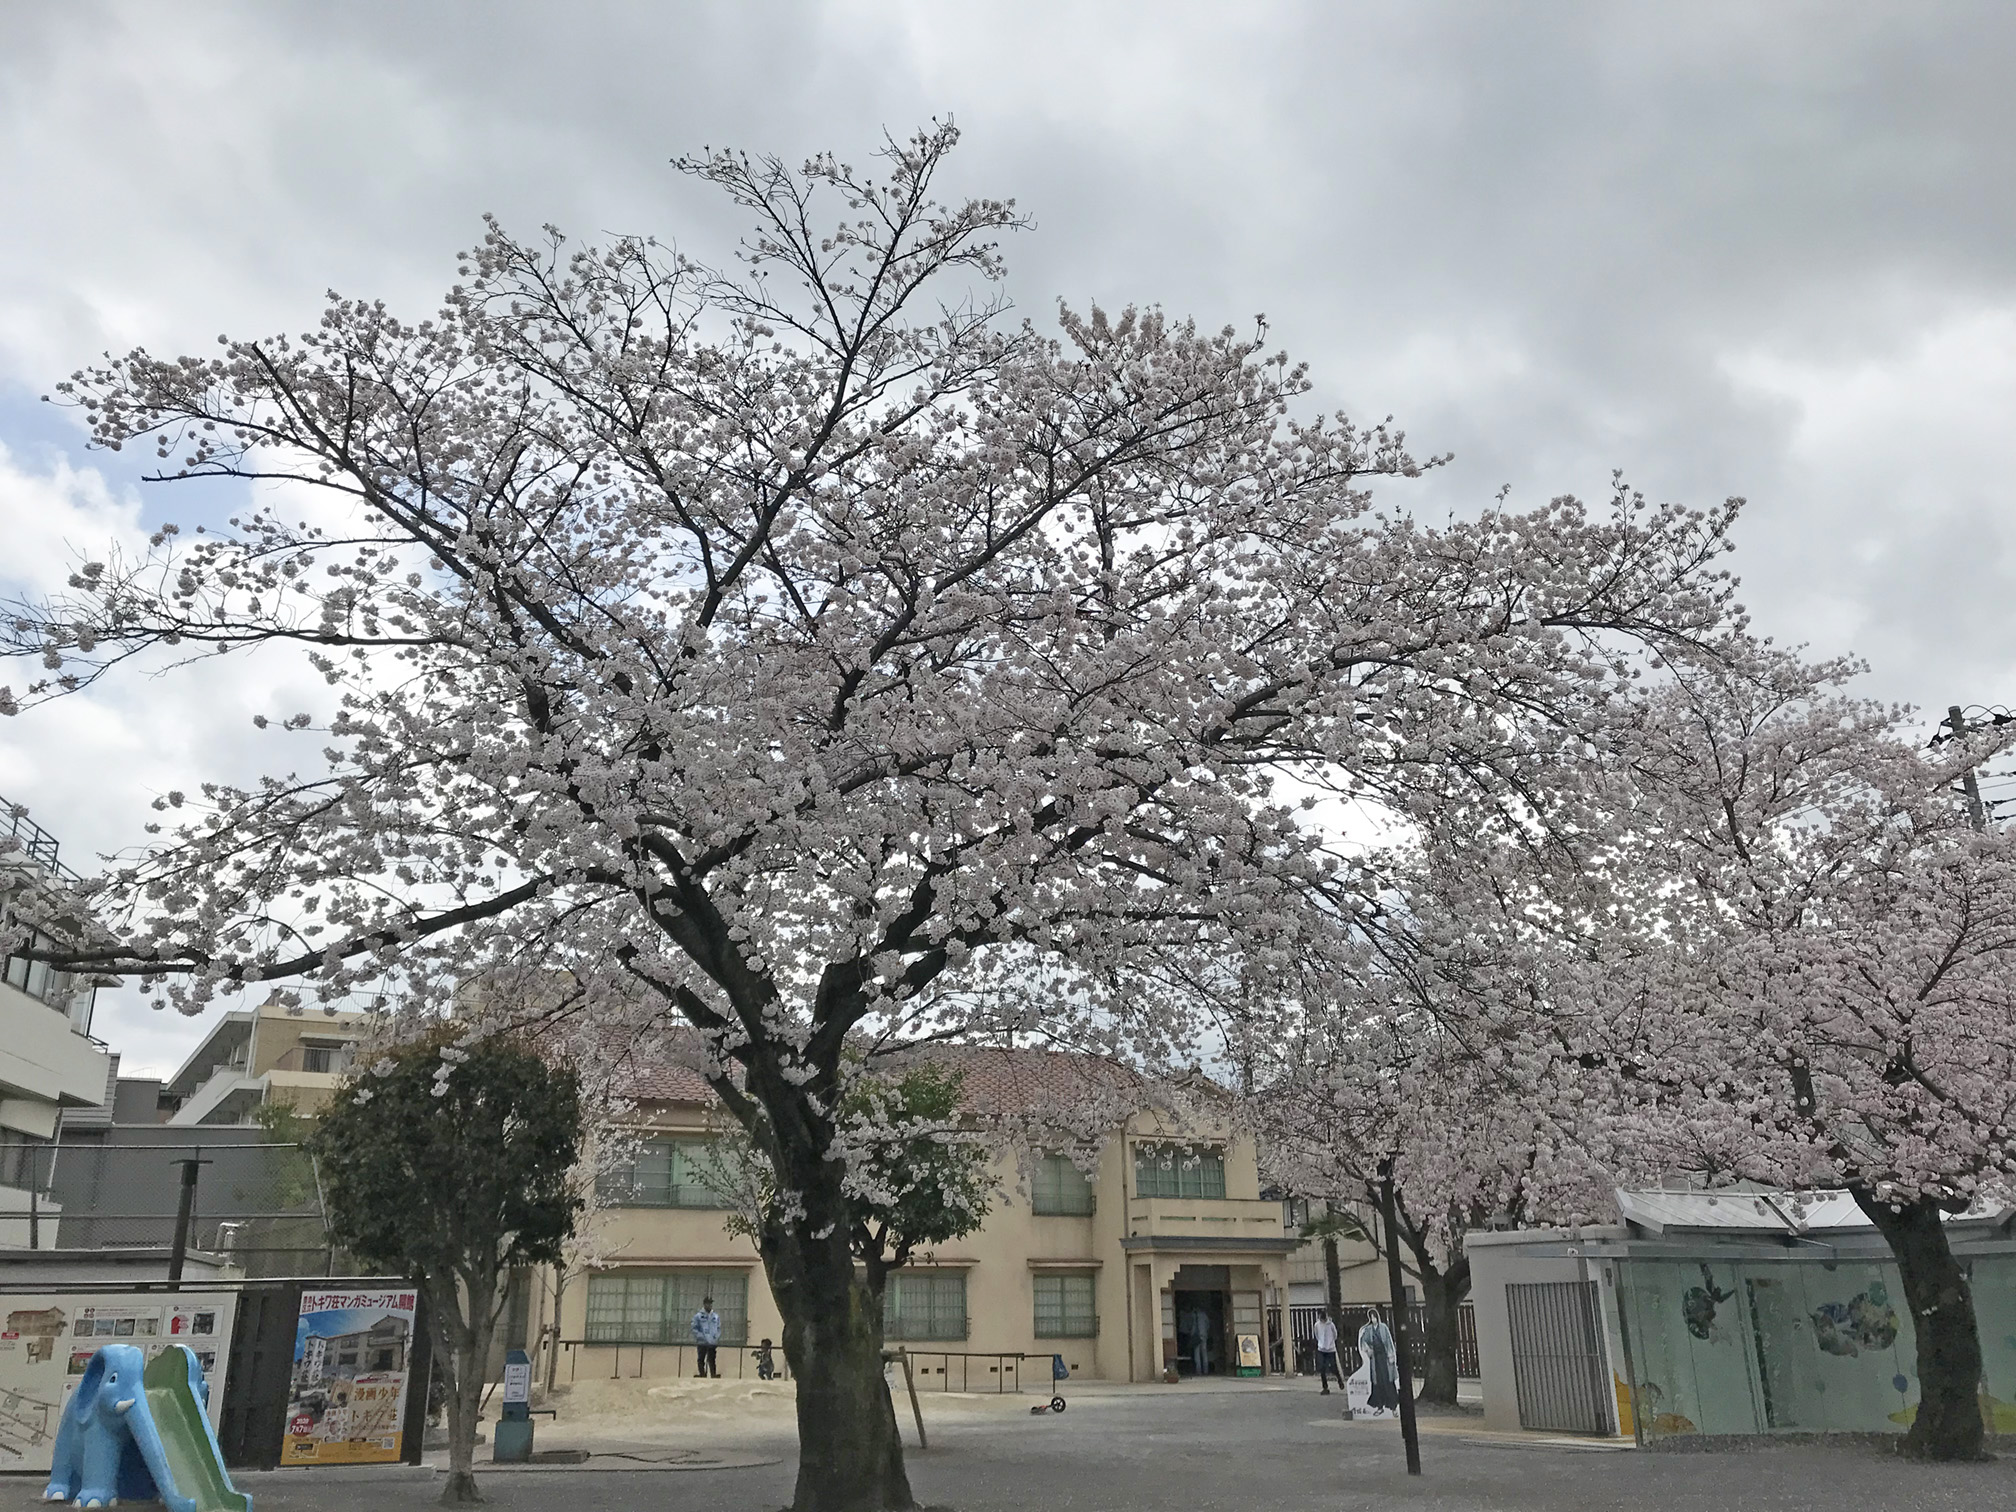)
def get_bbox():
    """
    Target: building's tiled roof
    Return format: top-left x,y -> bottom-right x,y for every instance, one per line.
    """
885,1043 -> 1148,1118
592,1026 -> 1150,1119
608,1044 -> 718,1105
